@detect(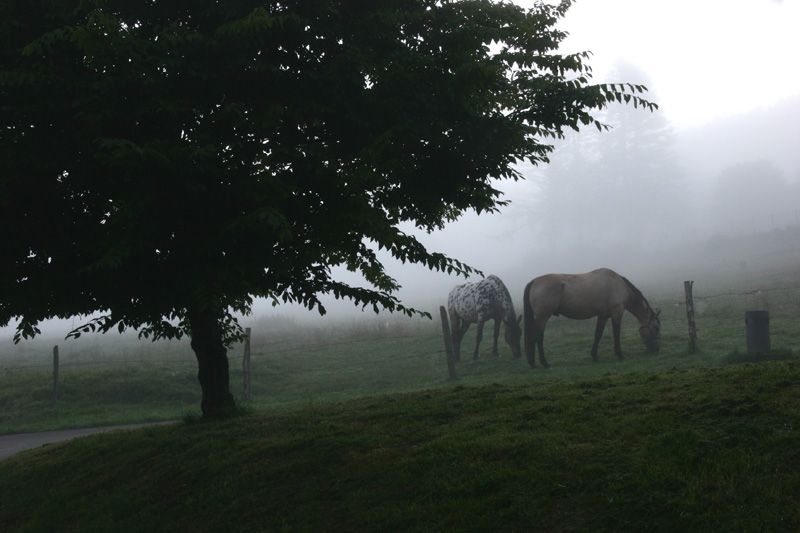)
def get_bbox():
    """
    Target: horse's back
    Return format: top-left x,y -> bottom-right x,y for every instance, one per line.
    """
530,268 -> 627,319
448,281 -> 480,322
449,276 -> 510,324
485,275 -> 518,323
